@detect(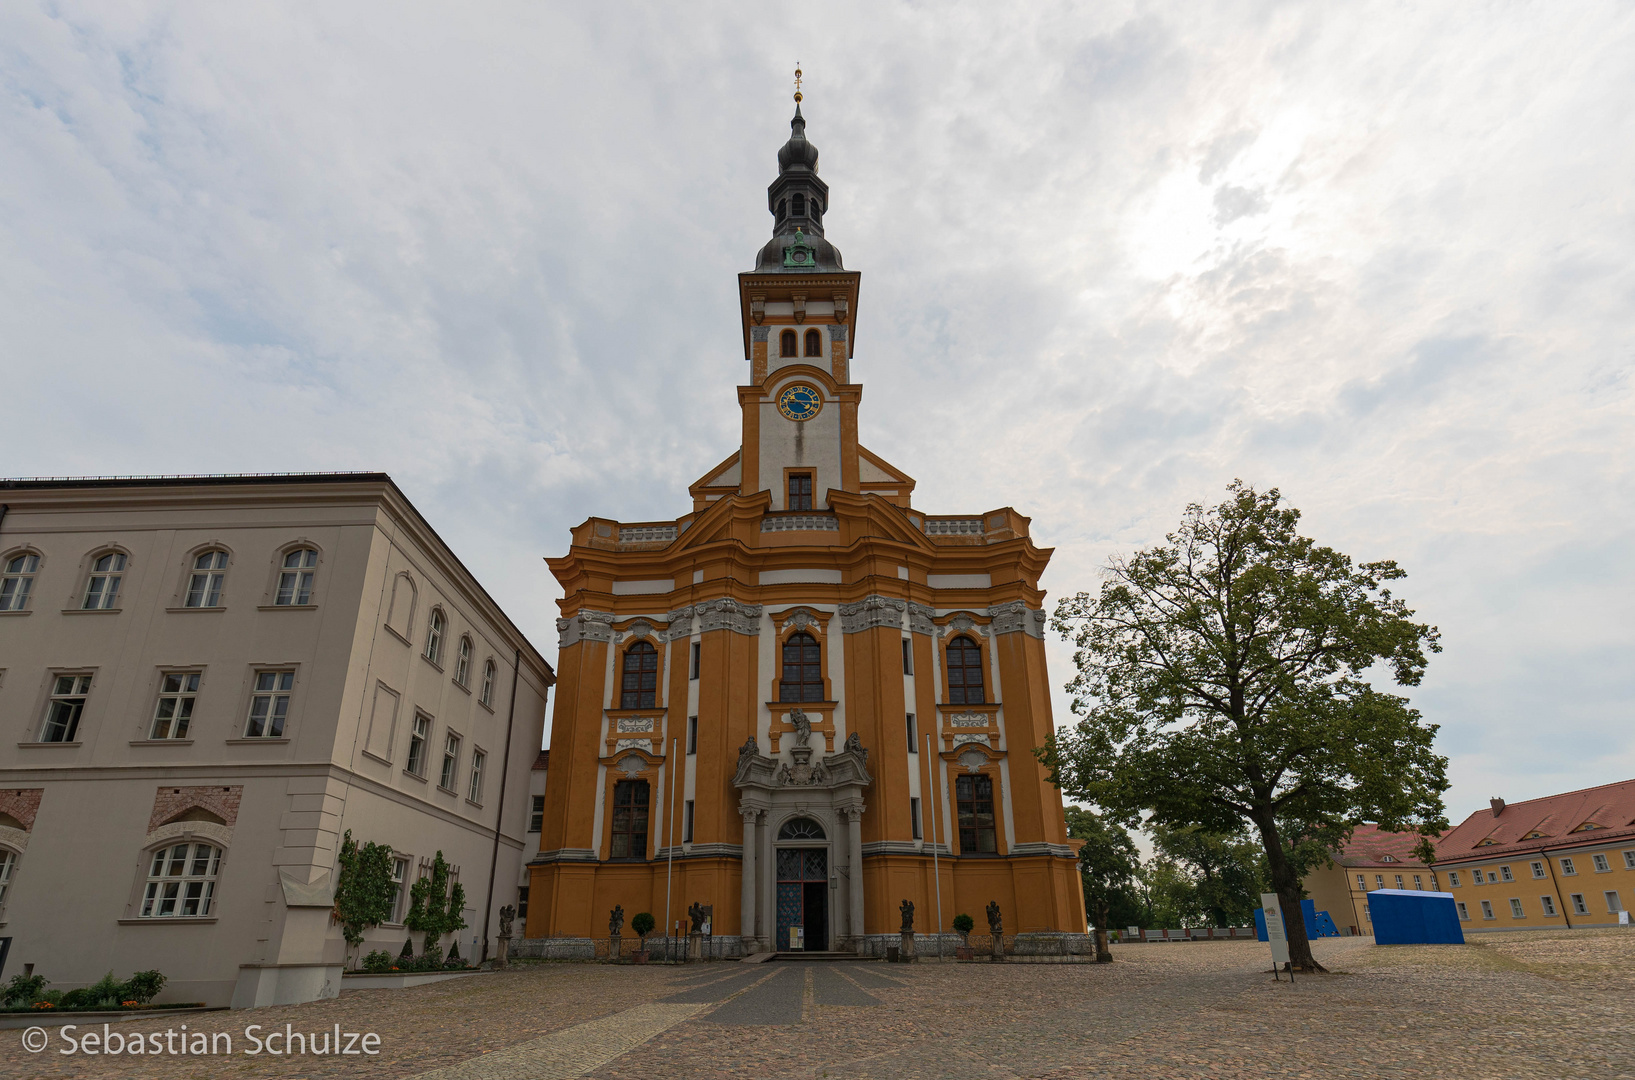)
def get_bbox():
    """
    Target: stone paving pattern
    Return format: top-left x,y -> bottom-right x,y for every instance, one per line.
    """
8,929 -> 1632,1079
